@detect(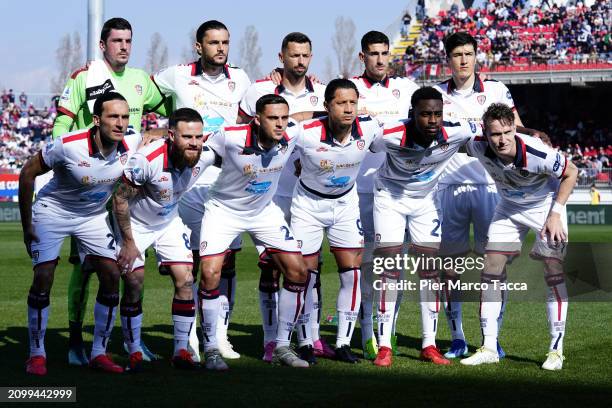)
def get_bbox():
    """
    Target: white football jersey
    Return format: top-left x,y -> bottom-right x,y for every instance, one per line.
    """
466,133 -> 567,207
371,119 -> 480,198
153,61 -> 250,186
122,139 -> 218,227
239,77 -> 325,197
36,128 -> 140,216
350,74 -> 419,193
434,75 -> 516,185
206,120 -> 299,216
296,115 -> 382,196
